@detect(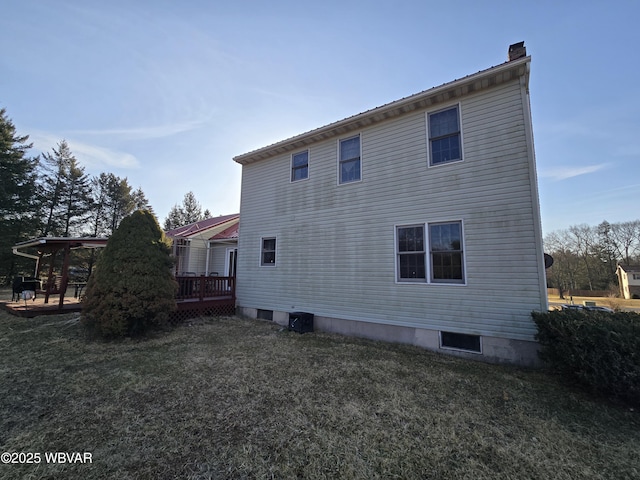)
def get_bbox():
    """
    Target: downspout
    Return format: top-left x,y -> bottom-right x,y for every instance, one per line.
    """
205,240 -> 211,276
